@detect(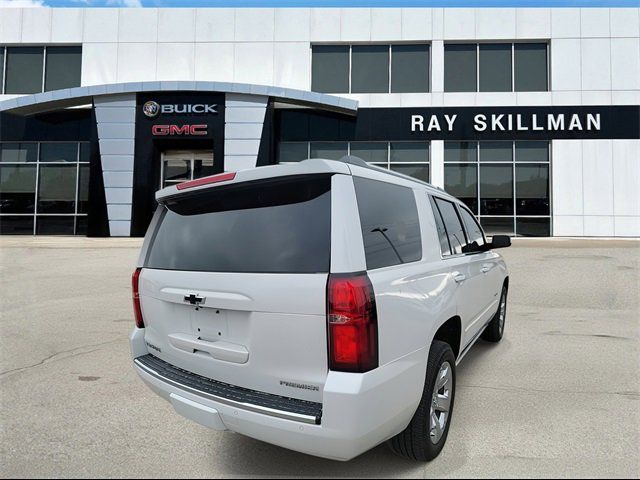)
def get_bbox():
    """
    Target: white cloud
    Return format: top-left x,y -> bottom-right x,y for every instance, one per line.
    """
0,0 -> 46,6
